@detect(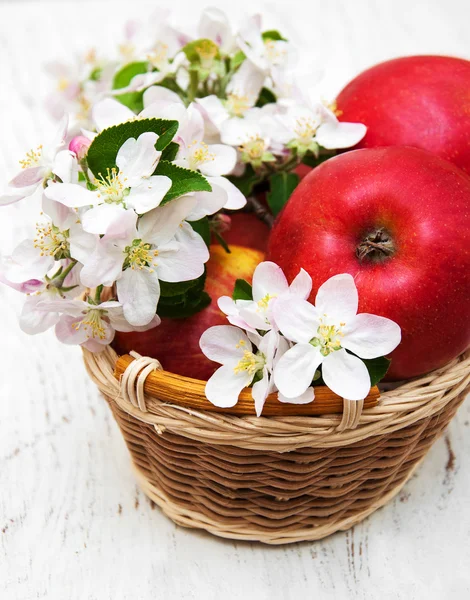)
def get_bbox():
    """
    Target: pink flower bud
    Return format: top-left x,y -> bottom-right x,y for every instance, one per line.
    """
69,136 -> 91,160
211,213 -> 232,233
